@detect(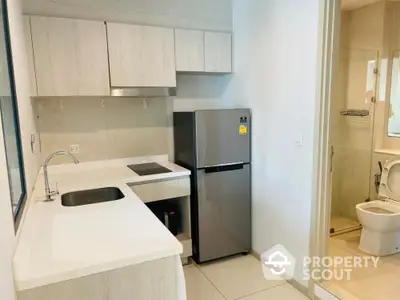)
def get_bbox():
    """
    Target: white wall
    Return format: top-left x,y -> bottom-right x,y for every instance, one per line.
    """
22,0 -> 232,31
0,115 -> 15,299
0,7 -> 17,300
231,0 -> 320,285
8,0 -> 39,197
1,0 -> 40,298
174,74 -> 235,111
